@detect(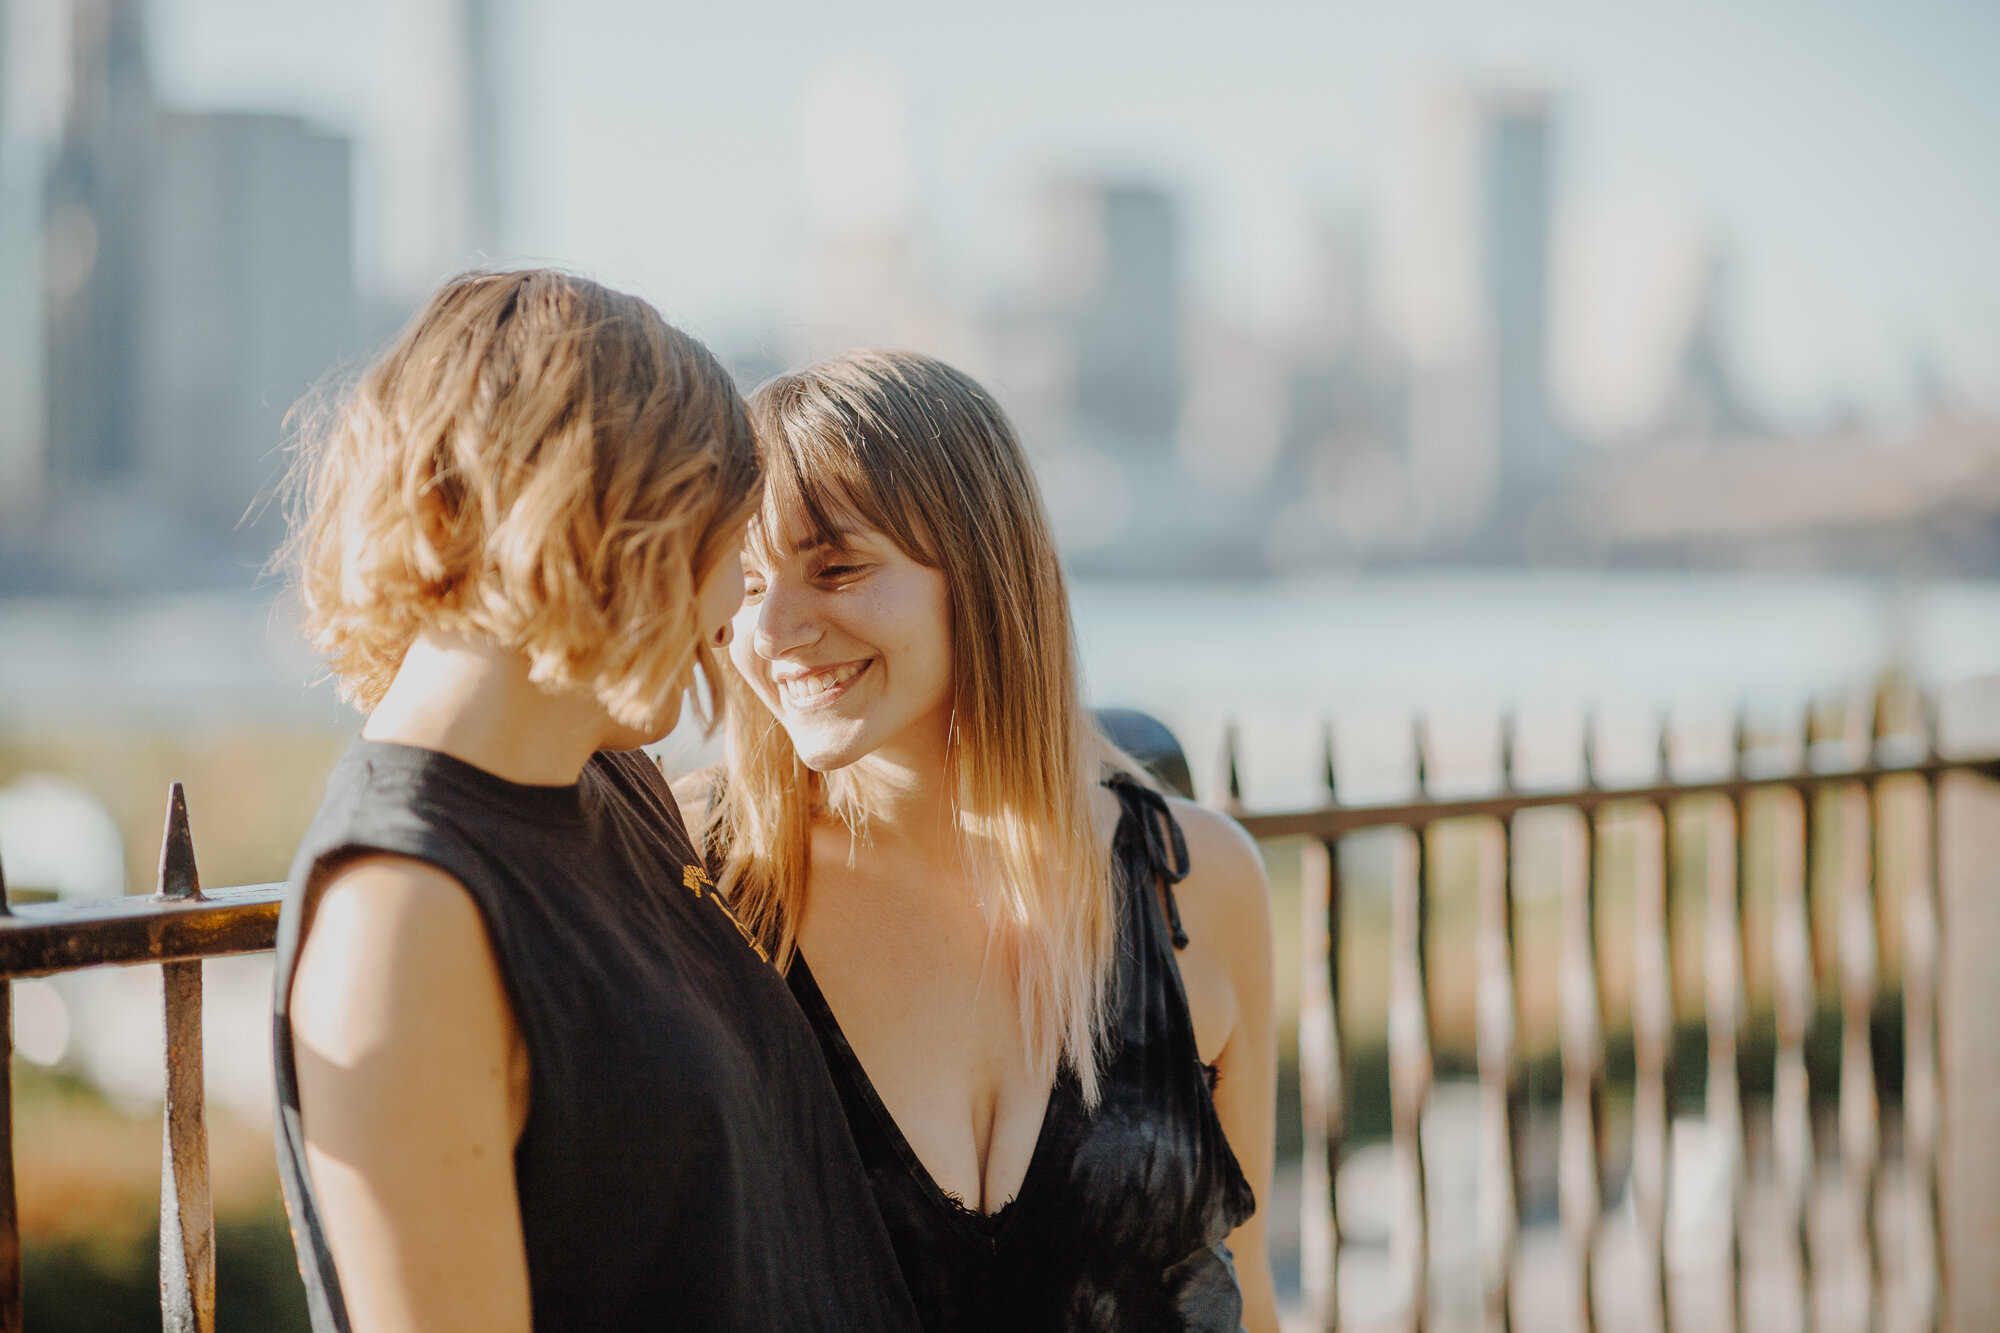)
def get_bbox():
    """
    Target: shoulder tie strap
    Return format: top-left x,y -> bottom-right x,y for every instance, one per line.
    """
1106,771 -> 1192,949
